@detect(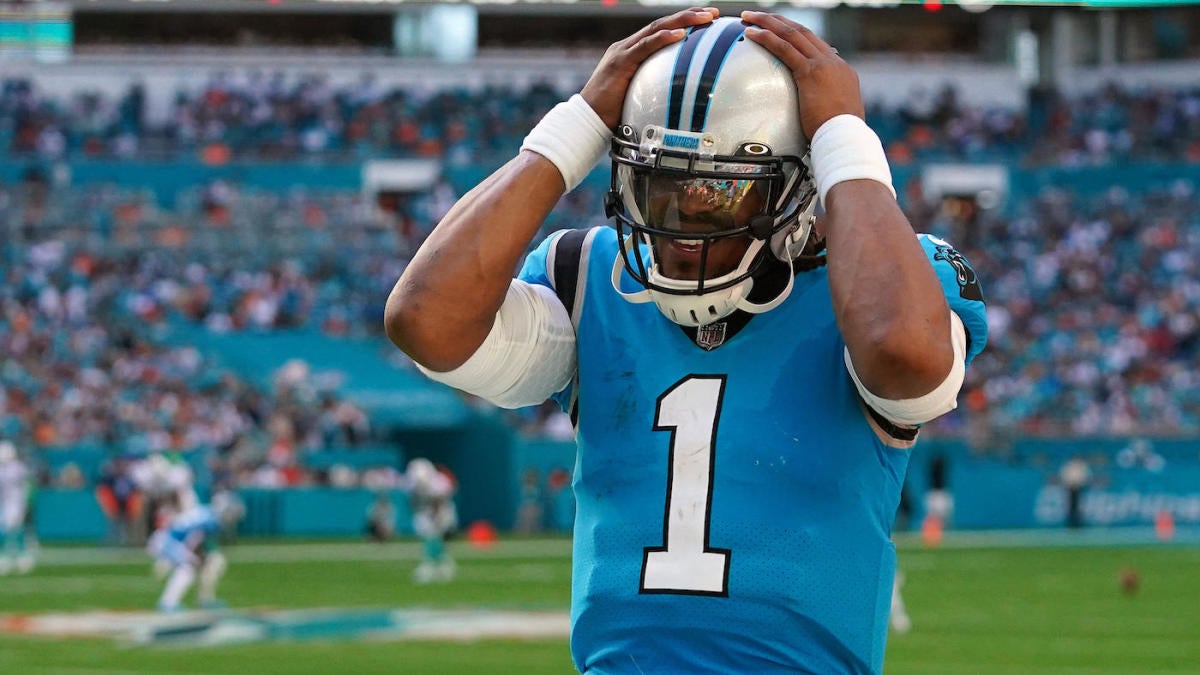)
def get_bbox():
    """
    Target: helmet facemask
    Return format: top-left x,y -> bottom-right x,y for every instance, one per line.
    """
607,124 -> 817,326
